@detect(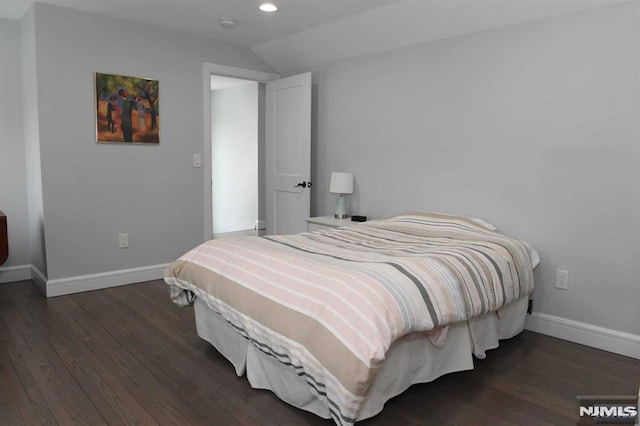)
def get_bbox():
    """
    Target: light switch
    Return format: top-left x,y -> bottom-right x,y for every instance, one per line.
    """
193,154 -> 202,168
